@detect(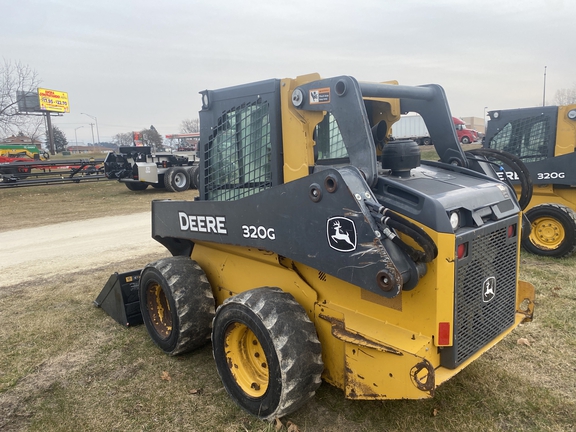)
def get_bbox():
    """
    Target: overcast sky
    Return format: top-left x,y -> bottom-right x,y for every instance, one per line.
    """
2,0 -> 575,144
